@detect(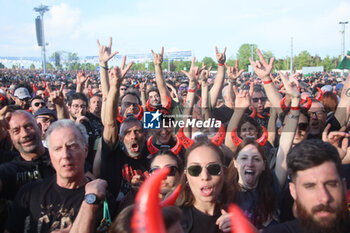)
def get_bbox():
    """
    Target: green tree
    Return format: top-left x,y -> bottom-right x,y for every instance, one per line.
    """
46,63 -> 54,70
0,63 -> 5,68
294,50 -> 312,69
30,64 -> 35,69
201,57 -> 217,70
262,50 -> 274,63
322,56 -> 333,72
237,44 -> 258,71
